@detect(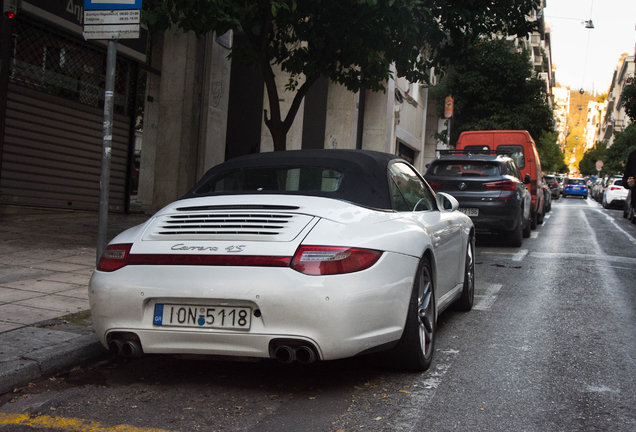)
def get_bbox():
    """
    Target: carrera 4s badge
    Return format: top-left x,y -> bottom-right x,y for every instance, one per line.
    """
170,244 -> 247,253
